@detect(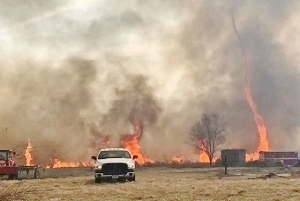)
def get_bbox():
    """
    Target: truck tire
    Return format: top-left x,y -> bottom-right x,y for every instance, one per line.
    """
95,178 -> 102,183
8,174 -> 18,180
8,174 -> 14,180
34,170 -> 40,179
118,177 -> 126,182
128,175 -> 135,182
